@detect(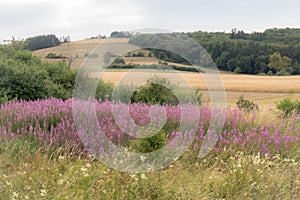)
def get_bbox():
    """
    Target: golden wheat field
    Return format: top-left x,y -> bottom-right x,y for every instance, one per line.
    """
33,38 -> 199,68
33,38 -> 129,68
97,70 -> 300,106
33,39 -> 300,107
